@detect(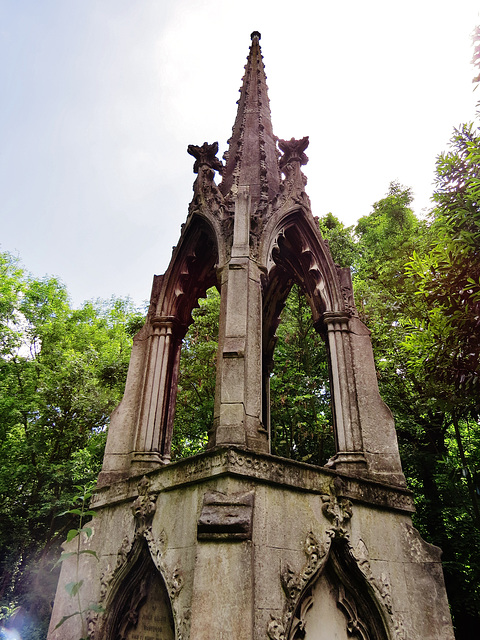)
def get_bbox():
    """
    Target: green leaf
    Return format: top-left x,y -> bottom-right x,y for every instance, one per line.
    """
78,549 -> 100,561
53,551 -> 77,568
66,528 -> 80,543
65,580 -> 84,597
54,611 -> 81,629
